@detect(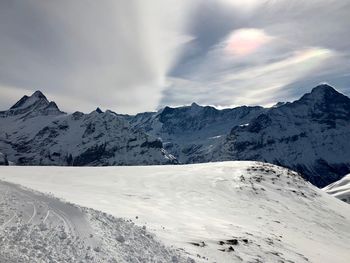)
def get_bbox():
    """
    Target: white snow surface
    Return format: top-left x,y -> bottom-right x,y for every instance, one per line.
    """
0,180 -> 191,262
324,174 -> 350,204
1,161 -> 350,262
